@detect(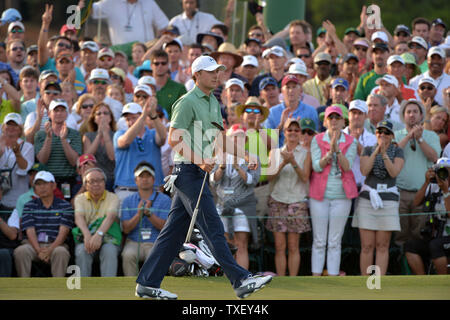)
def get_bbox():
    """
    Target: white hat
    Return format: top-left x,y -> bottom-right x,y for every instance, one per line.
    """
427,46 -> 446,59
98,47 -> 115,58
371,31 -> 389,43
134,165 -> 155,178
288,57 -> 305,65
225,78 -> 244,90
375,74 -> 399,88
81,41 -> 99,52
34,171 -> 55,183
49,99 -> 69,112
133,84 -> 152,96
409,36 -> 428,50
89,68 -> 110,82
288,63 -> 308,77
3,112 -> 23,126
349,99 -> 368,114
8,21 -> 25,33
387,55 -> 405,65
191,55 -> 226,75
262,45 -> 286,58
241,55 -> 259,68
418,77 -> 437,88
162,38 -> 183,51
122,102 -> 143,115
138,76 -> 156,88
